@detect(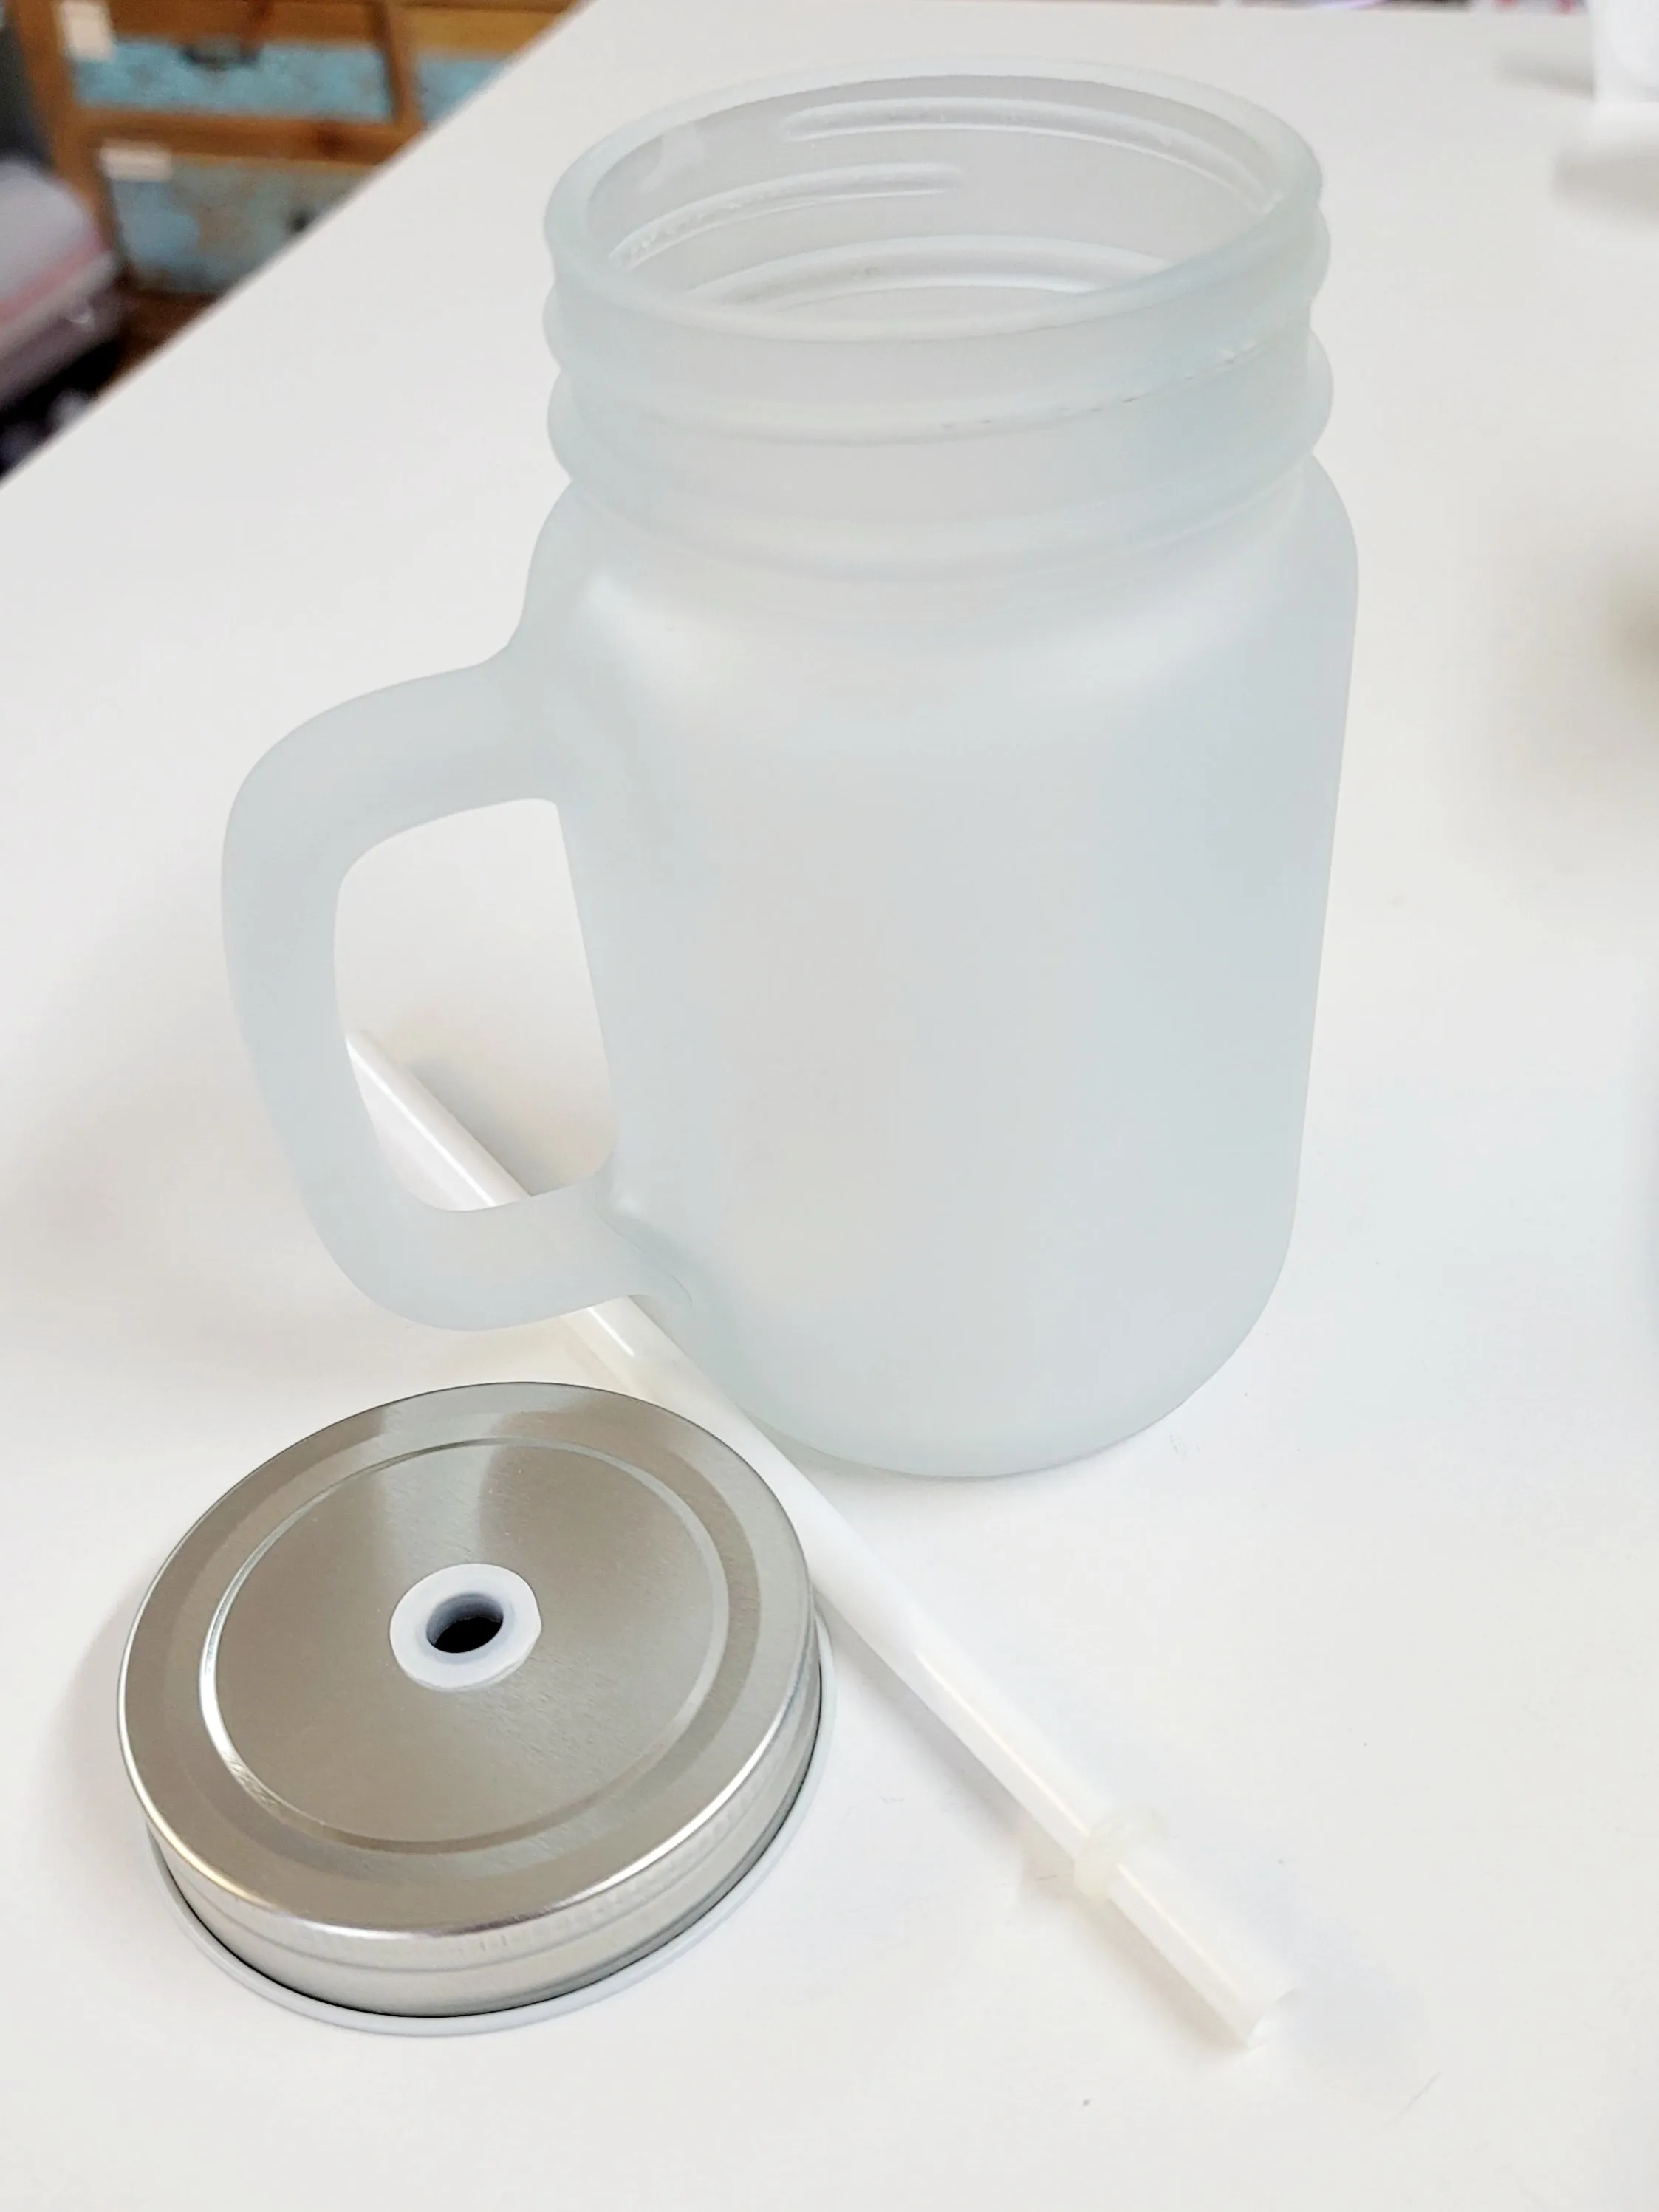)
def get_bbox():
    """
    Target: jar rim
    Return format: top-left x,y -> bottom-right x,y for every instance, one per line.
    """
544,60 -> 1324,348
